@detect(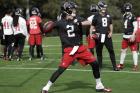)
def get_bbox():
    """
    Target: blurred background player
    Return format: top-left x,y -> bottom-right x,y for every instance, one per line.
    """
27,7 -> 44,60
136,16 -> 140,55
0,16 -> 5,58
1,8 -> 14,60
42,1 -> 112,93
117,3 -> 138,71
12,8 -> 28,61
90,1 -> 119,71
86,4 -> 99,54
